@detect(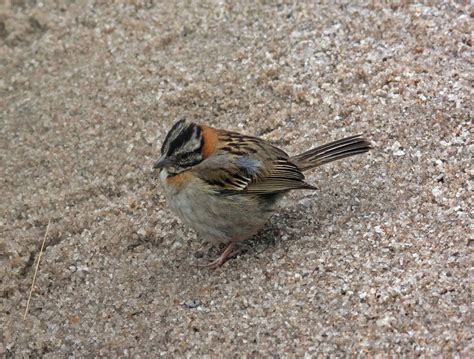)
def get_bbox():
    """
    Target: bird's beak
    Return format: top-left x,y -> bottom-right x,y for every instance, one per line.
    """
153,156 -> 172,169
